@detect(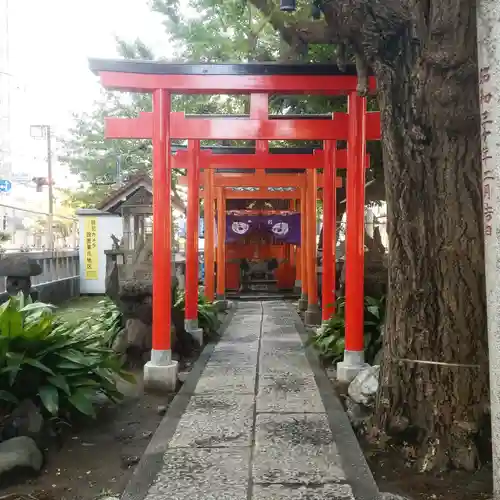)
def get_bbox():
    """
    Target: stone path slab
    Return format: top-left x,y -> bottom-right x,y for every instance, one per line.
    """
131,301 -> 379,500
